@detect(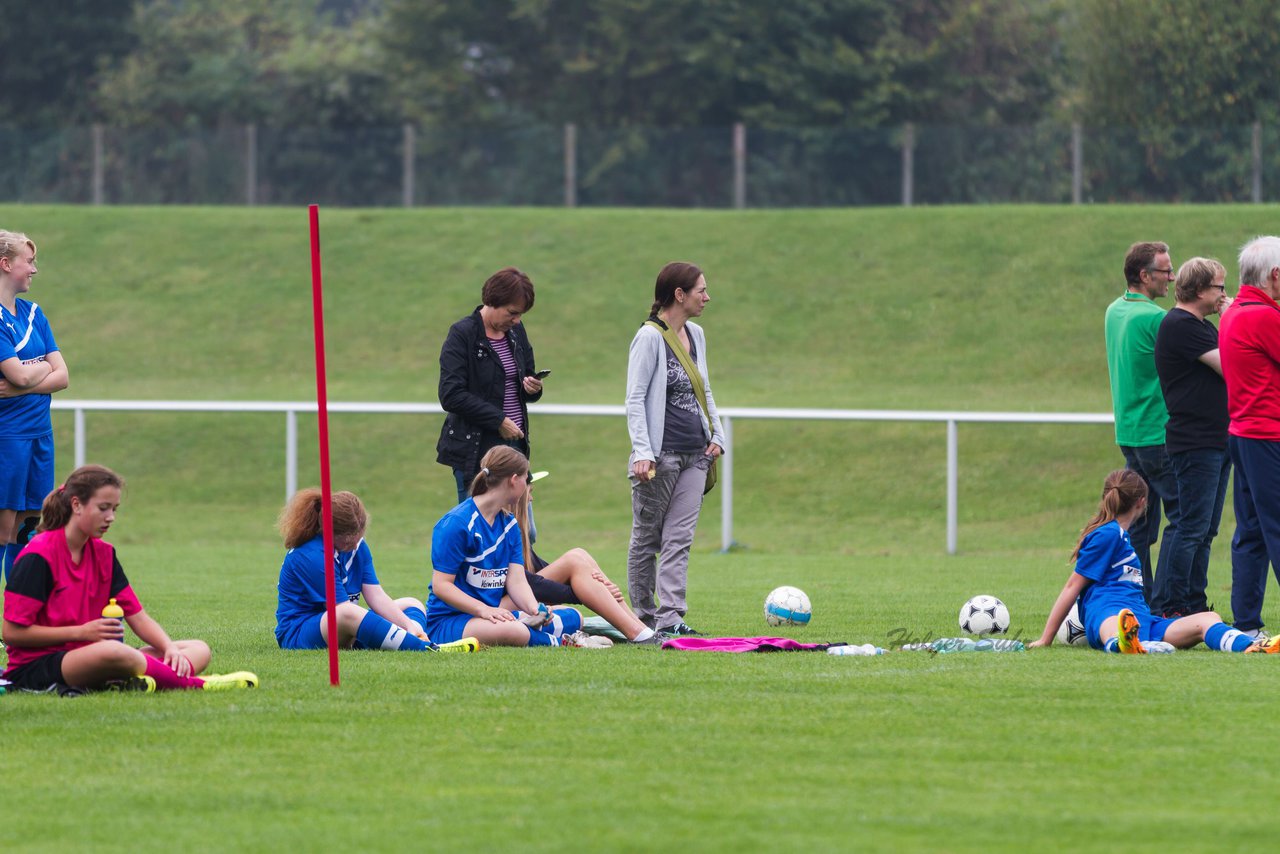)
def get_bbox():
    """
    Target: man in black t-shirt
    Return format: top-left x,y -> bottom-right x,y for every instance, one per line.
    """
1153,257 -> 1233,617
